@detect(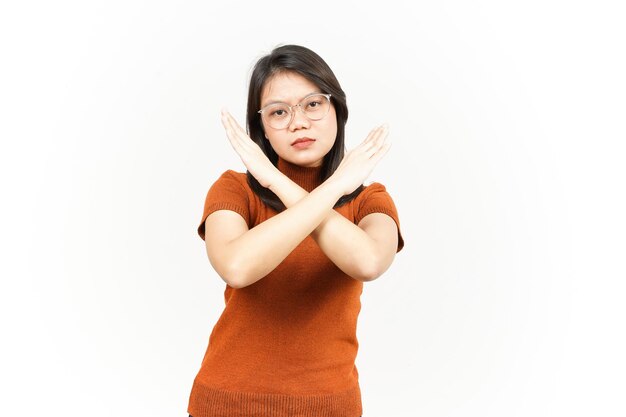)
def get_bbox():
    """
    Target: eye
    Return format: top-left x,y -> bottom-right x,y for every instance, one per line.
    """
271,109 -> 286,116
307,100 -> 321,108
